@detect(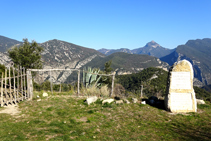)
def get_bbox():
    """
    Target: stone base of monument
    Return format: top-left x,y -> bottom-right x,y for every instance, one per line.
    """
165,60 -> 197,113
